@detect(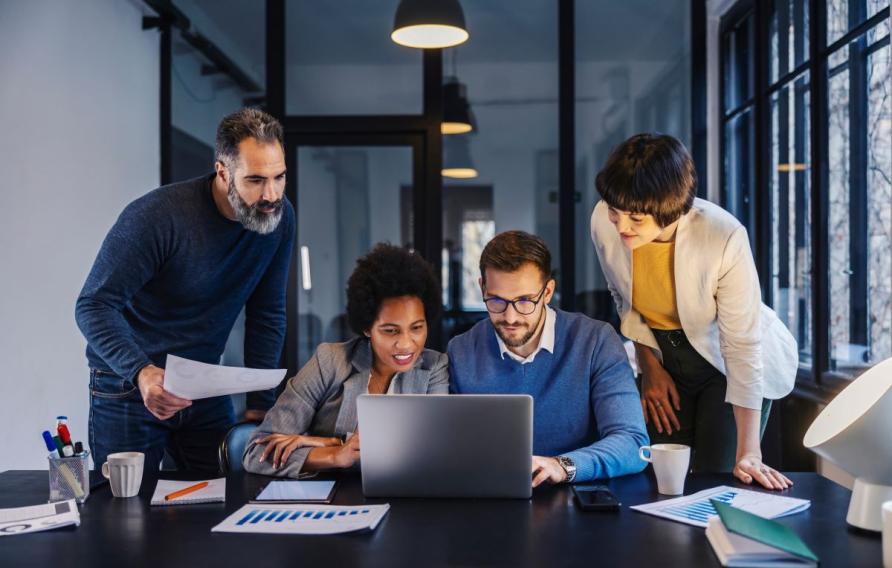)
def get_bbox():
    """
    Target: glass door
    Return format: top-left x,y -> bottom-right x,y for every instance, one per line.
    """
284,136 -> 425,372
